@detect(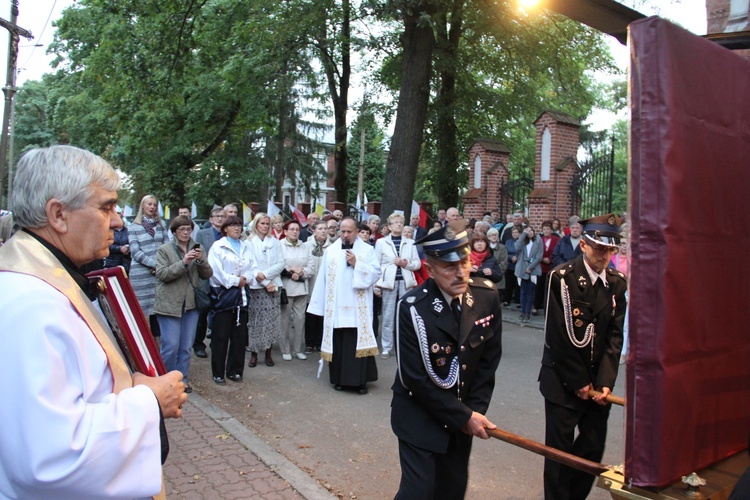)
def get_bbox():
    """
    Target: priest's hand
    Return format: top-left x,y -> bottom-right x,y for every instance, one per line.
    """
345,250 -> 356,267
133,370 -> 189,419
461,411 -> 497,439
